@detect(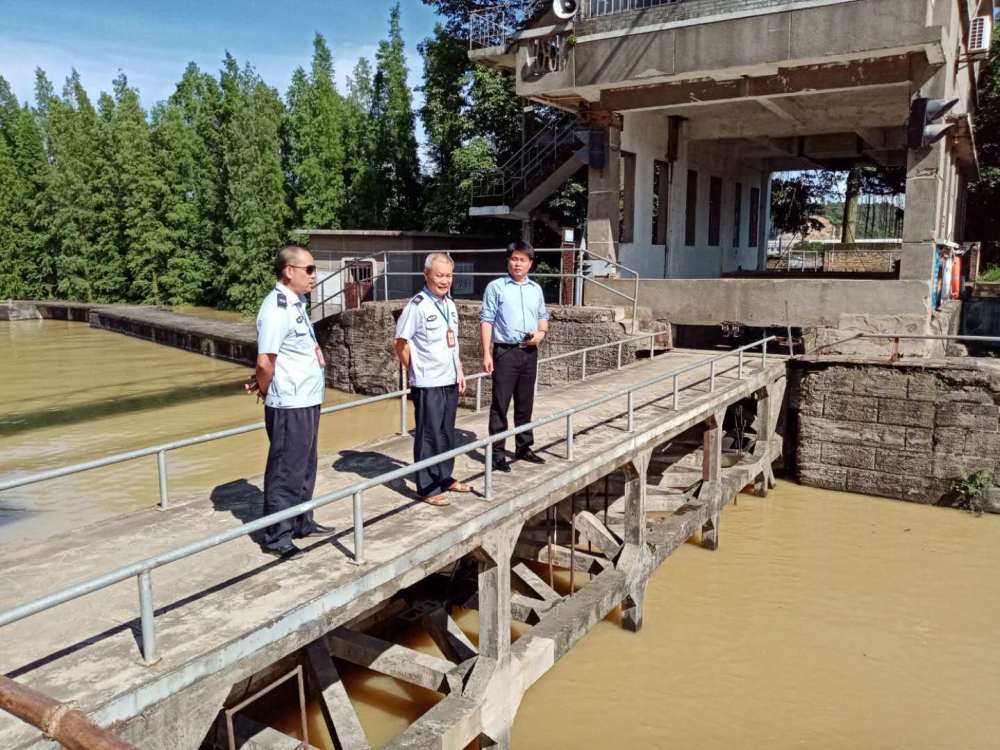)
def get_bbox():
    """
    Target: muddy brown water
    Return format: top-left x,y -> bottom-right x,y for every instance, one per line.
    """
3,321 -> 999,749
0,319 -> 404,542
